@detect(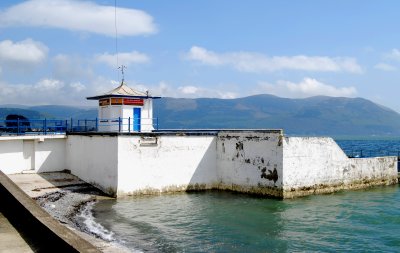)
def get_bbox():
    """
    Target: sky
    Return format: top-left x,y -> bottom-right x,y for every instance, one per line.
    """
1,0 -> 400,111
